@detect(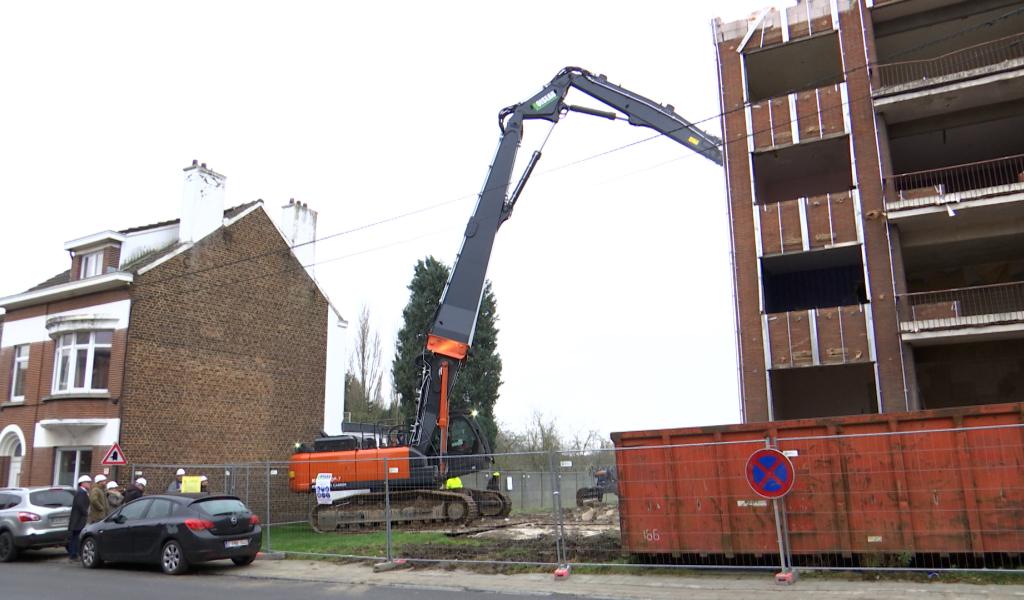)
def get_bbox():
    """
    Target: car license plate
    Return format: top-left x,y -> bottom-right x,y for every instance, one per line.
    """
51,517 -> 69,527
225,539 -> 249,549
